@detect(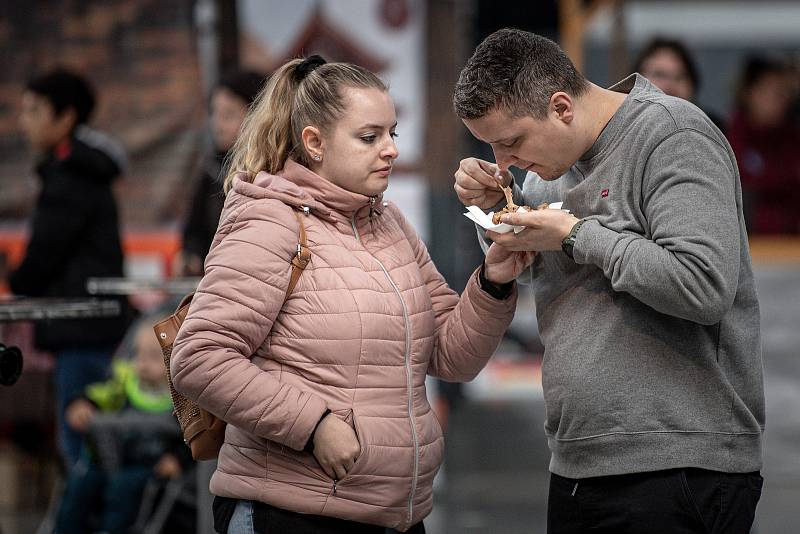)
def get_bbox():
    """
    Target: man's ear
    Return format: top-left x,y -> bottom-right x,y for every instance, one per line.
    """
550,92 -> 574,125
301,125 -> 324,159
